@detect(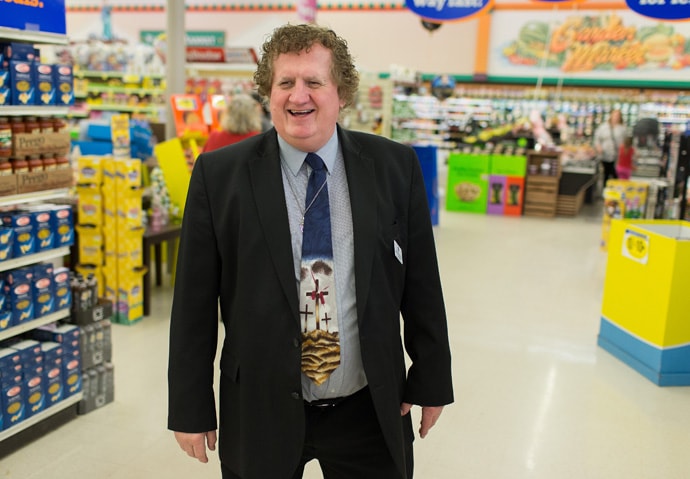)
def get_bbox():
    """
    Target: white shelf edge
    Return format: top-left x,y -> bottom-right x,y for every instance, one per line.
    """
0,247 -> 71,273
0,188 -> 71,207
0,27 -> 69,45
0,308 -> 71,342
0,106 -> 71,117
0,392 -> 83,443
